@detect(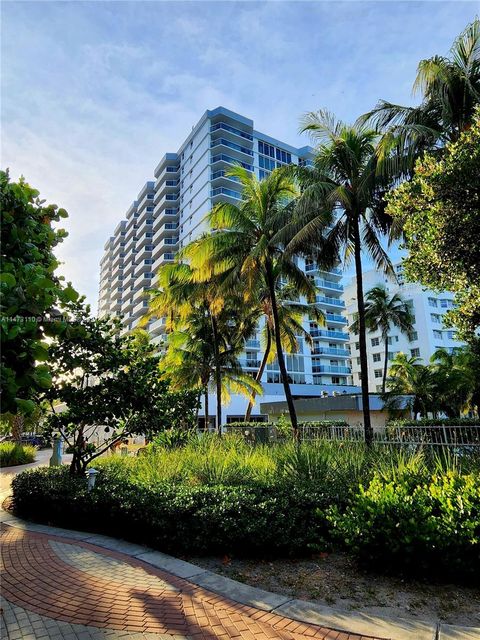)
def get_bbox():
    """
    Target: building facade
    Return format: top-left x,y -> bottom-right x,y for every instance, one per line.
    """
344,263 -> 465,392
98,107 -> 358,421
